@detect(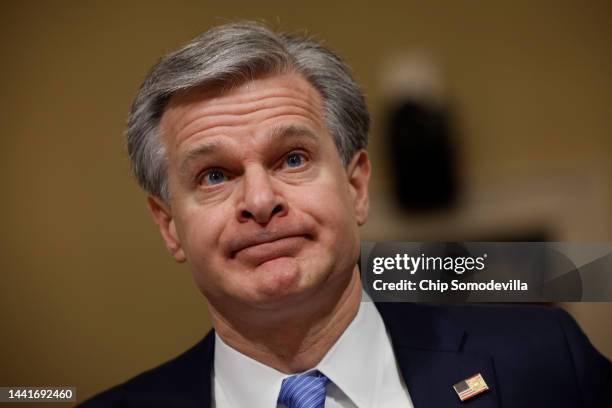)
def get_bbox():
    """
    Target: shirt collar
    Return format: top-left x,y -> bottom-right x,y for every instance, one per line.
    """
214,333 -> 286,408
317,291 -> 387,407
213,291 -> 388,408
